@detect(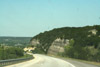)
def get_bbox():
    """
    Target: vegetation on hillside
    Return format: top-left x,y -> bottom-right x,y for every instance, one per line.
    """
64,39 -> 100,62
31,25 -> 100,62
